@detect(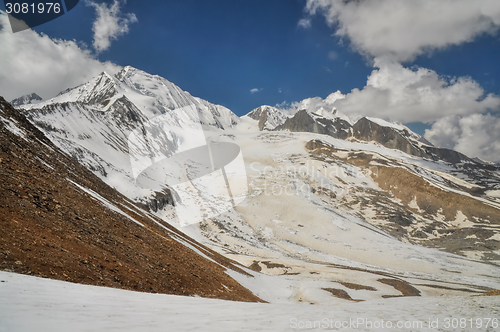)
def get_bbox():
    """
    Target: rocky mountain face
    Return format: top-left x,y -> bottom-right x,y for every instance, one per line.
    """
0,96 -> 261,302
10,93 -> 42,107
244,105 -> 289,131
275,109 -> 352,139
352,117 -> 470,164
189,129 -> 500,303
247,104 -> 419,152
242,103 -> 500,259
352,117 -> 432,156
305,138 -> 500,259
